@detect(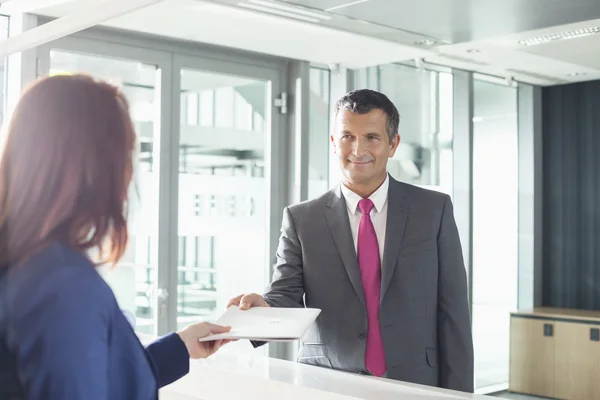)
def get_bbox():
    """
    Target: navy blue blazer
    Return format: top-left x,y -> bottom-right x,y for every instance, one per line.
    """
0,243 -> 189,399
